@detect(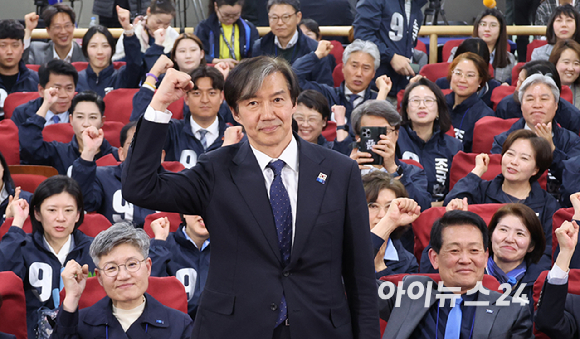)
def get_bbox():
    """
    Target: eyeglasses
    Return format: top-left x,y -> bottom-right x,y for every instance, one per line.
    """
268,12 -> 297,23
368,202 -> 391,214
51,23 -> 74,32
217,7 -> 241,20
294,116 -> 322,125
98,258 -> 146,277
408,98 -> 437,107
452,70 -> 478,80
478,21 -> 499,28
